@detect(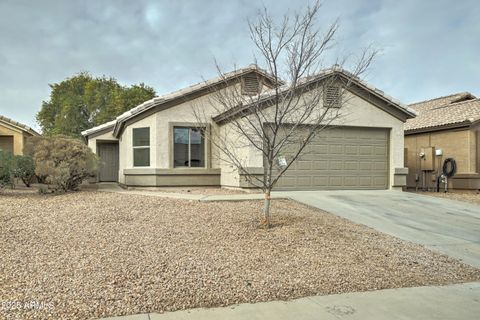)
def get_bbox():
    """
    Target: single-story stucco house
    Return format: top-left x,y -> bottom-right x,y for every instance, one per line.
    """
81,65 -> 416,190
0,115 -> 40,155
405,92 -> 480,190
